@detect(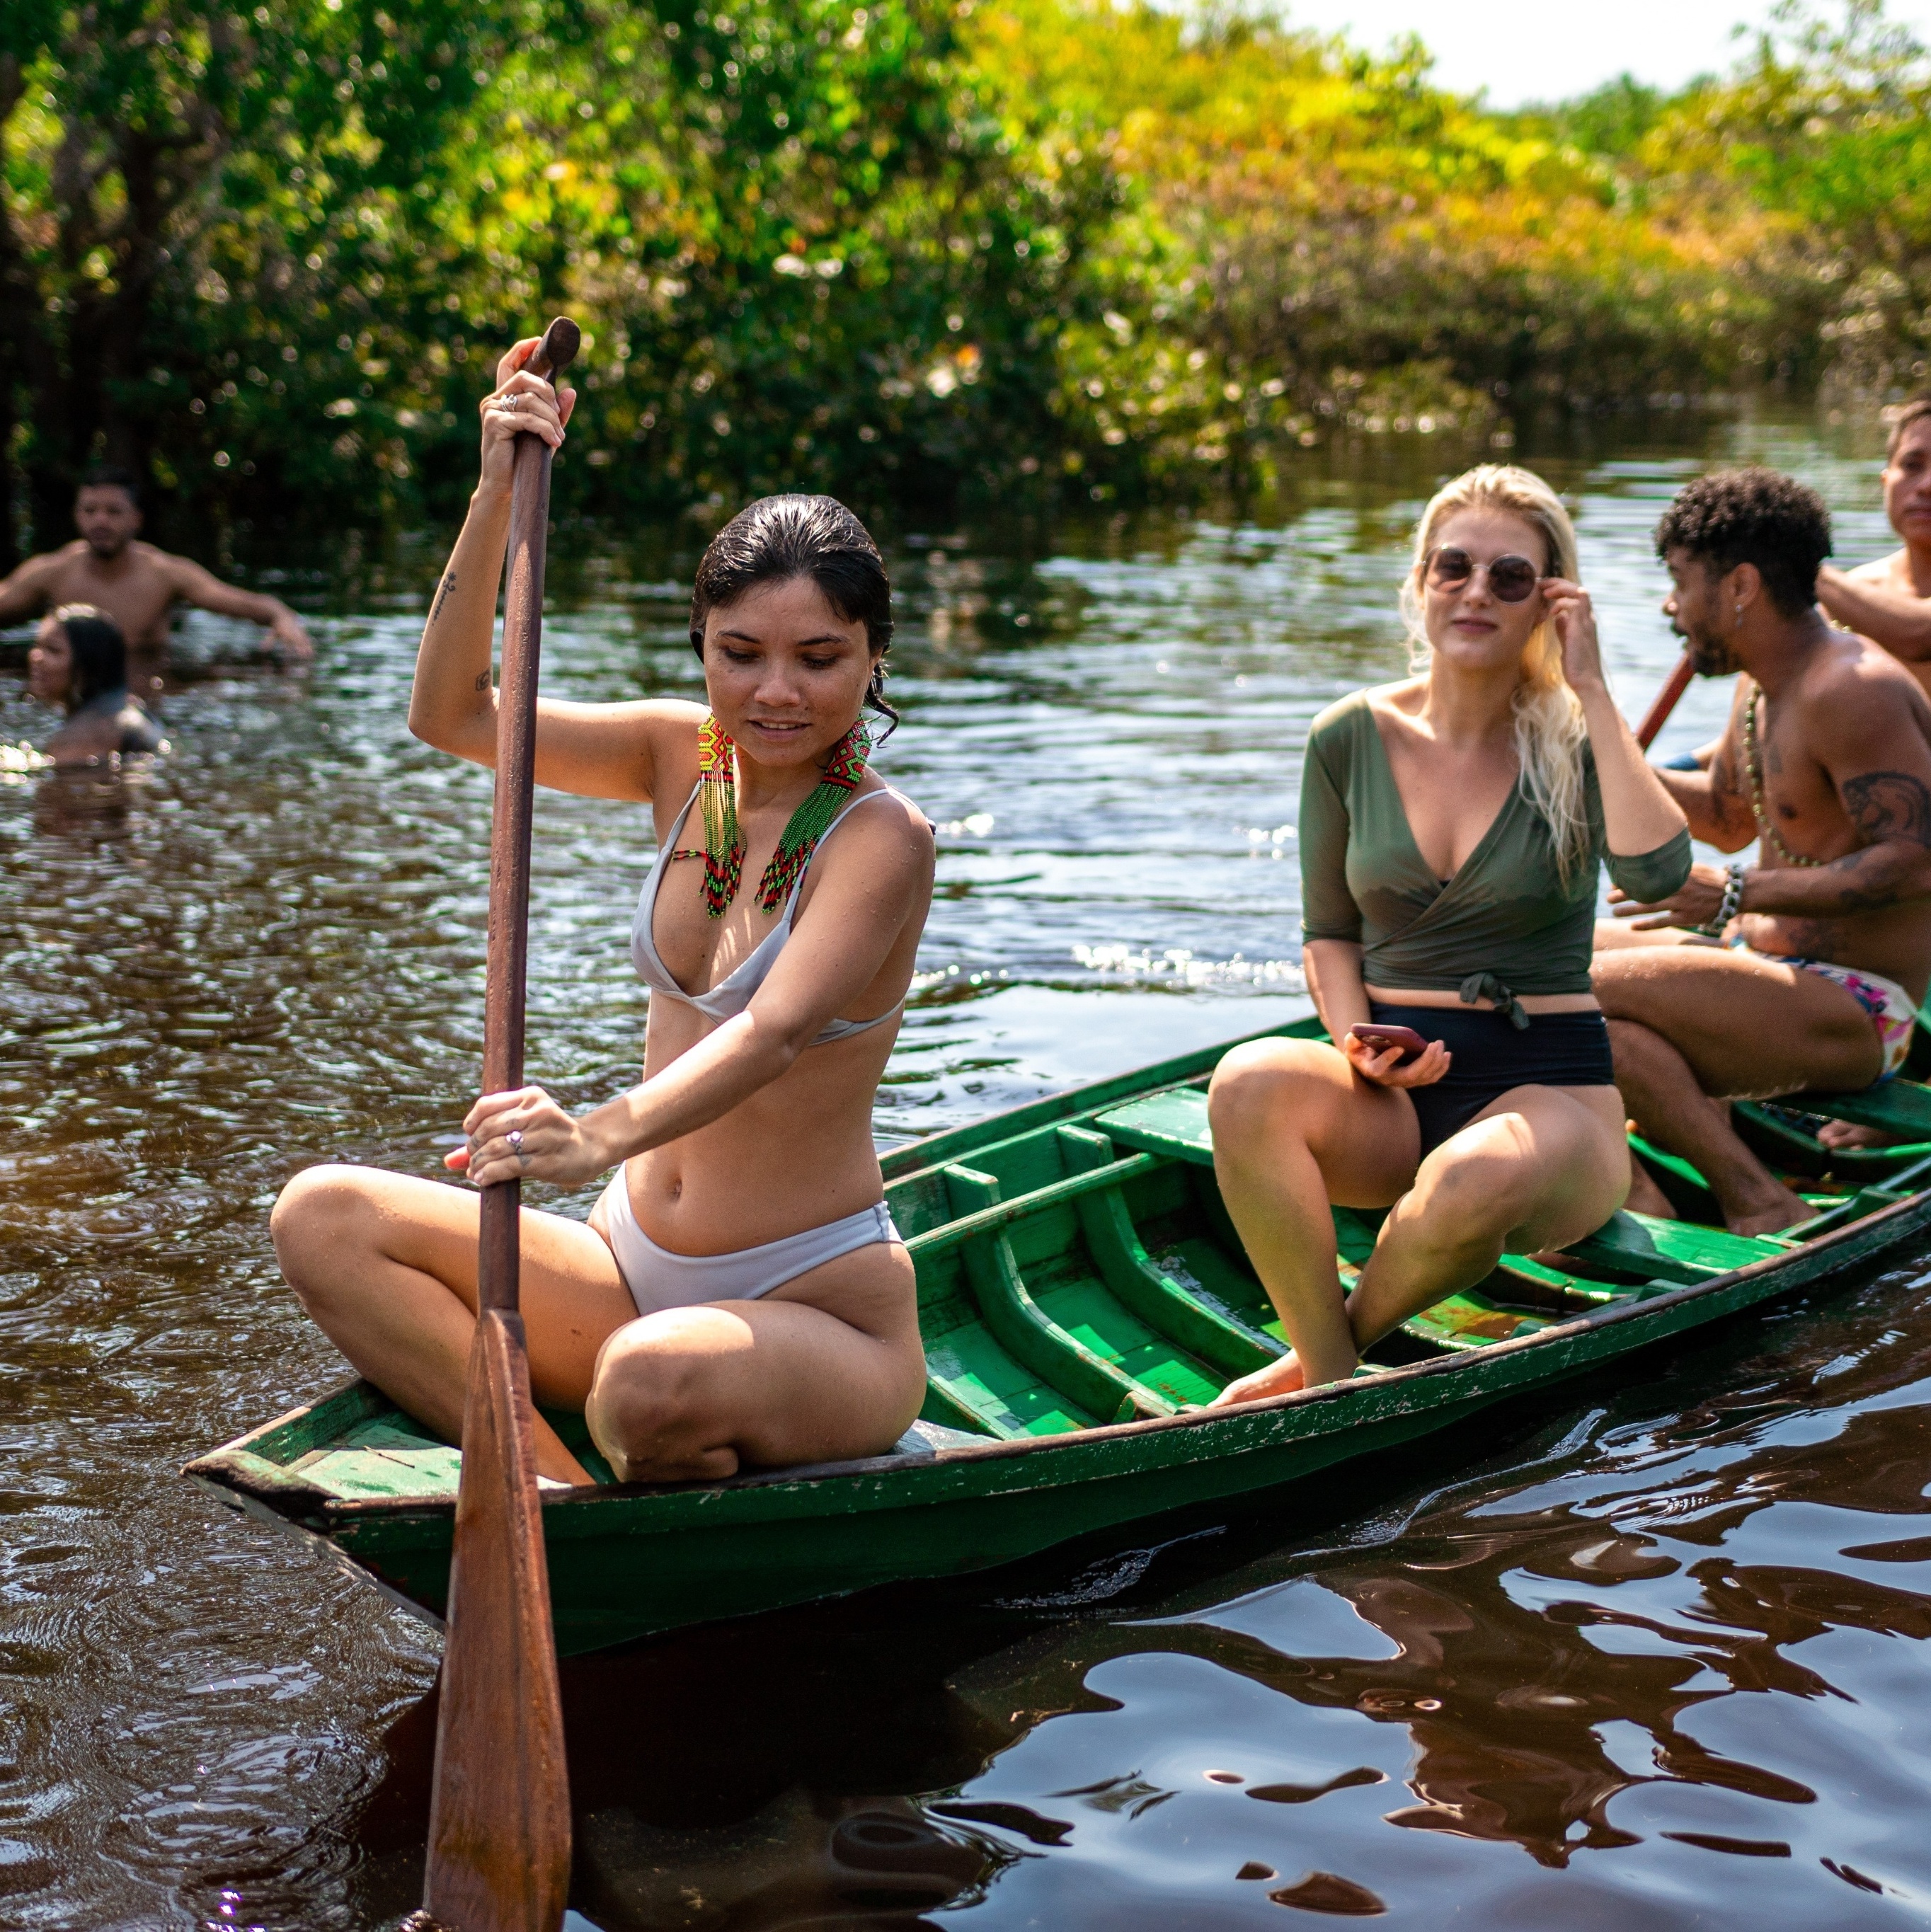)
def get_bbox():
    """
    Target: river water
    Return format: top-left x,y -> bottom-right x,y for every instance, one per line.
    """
4,412 -> 1930,1929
